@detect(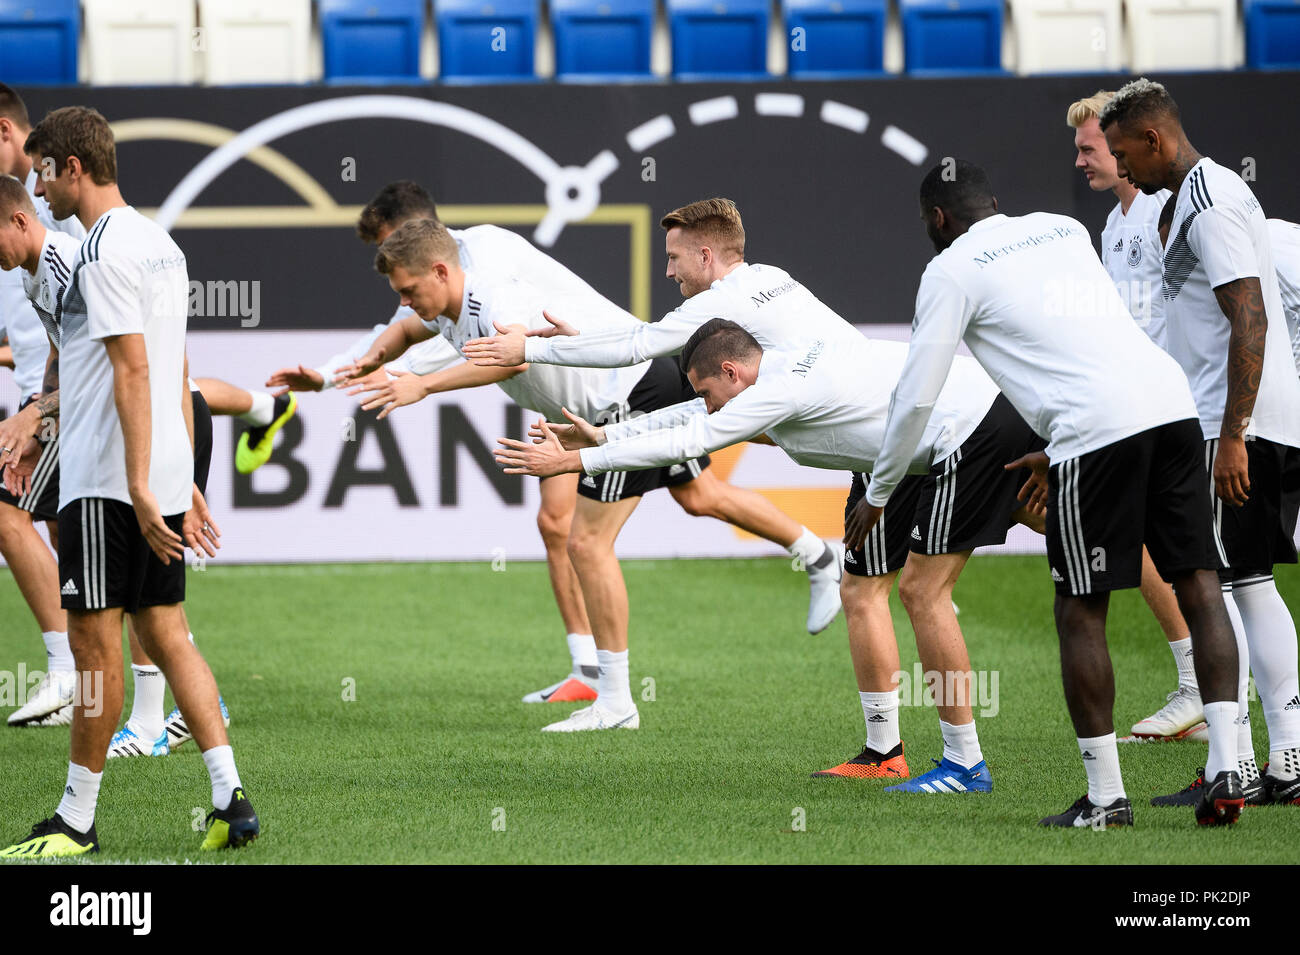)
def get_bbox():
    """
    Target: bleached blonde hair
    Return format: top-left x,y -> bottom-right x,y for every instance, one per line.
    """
1066,91 -> 1115,128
